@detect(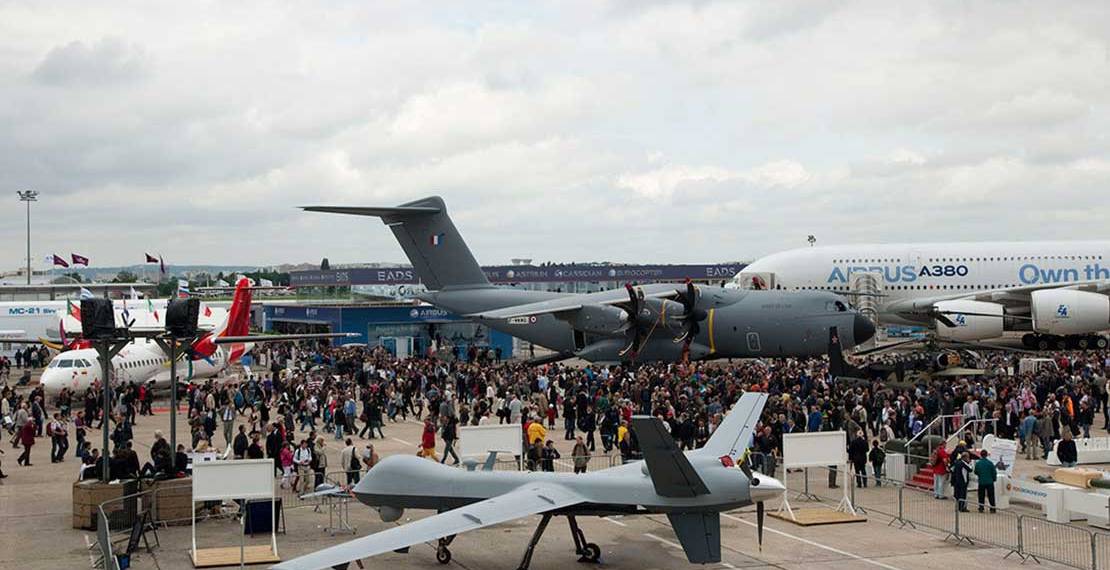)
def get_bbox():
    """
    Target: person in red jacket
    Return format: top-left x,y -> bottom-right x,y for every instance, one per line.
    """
17,419 -> 35,466
932,445 -> 950,499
